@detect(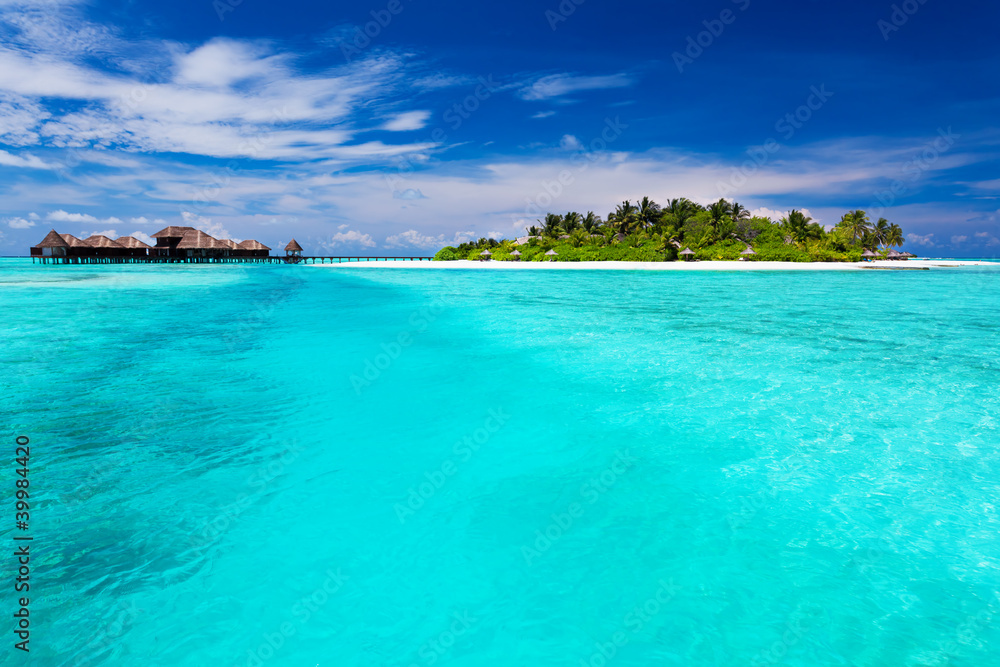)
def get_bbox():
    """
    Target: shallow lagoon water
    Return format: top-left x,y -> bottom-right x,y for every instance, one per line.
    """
2,259 -> 1000,665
